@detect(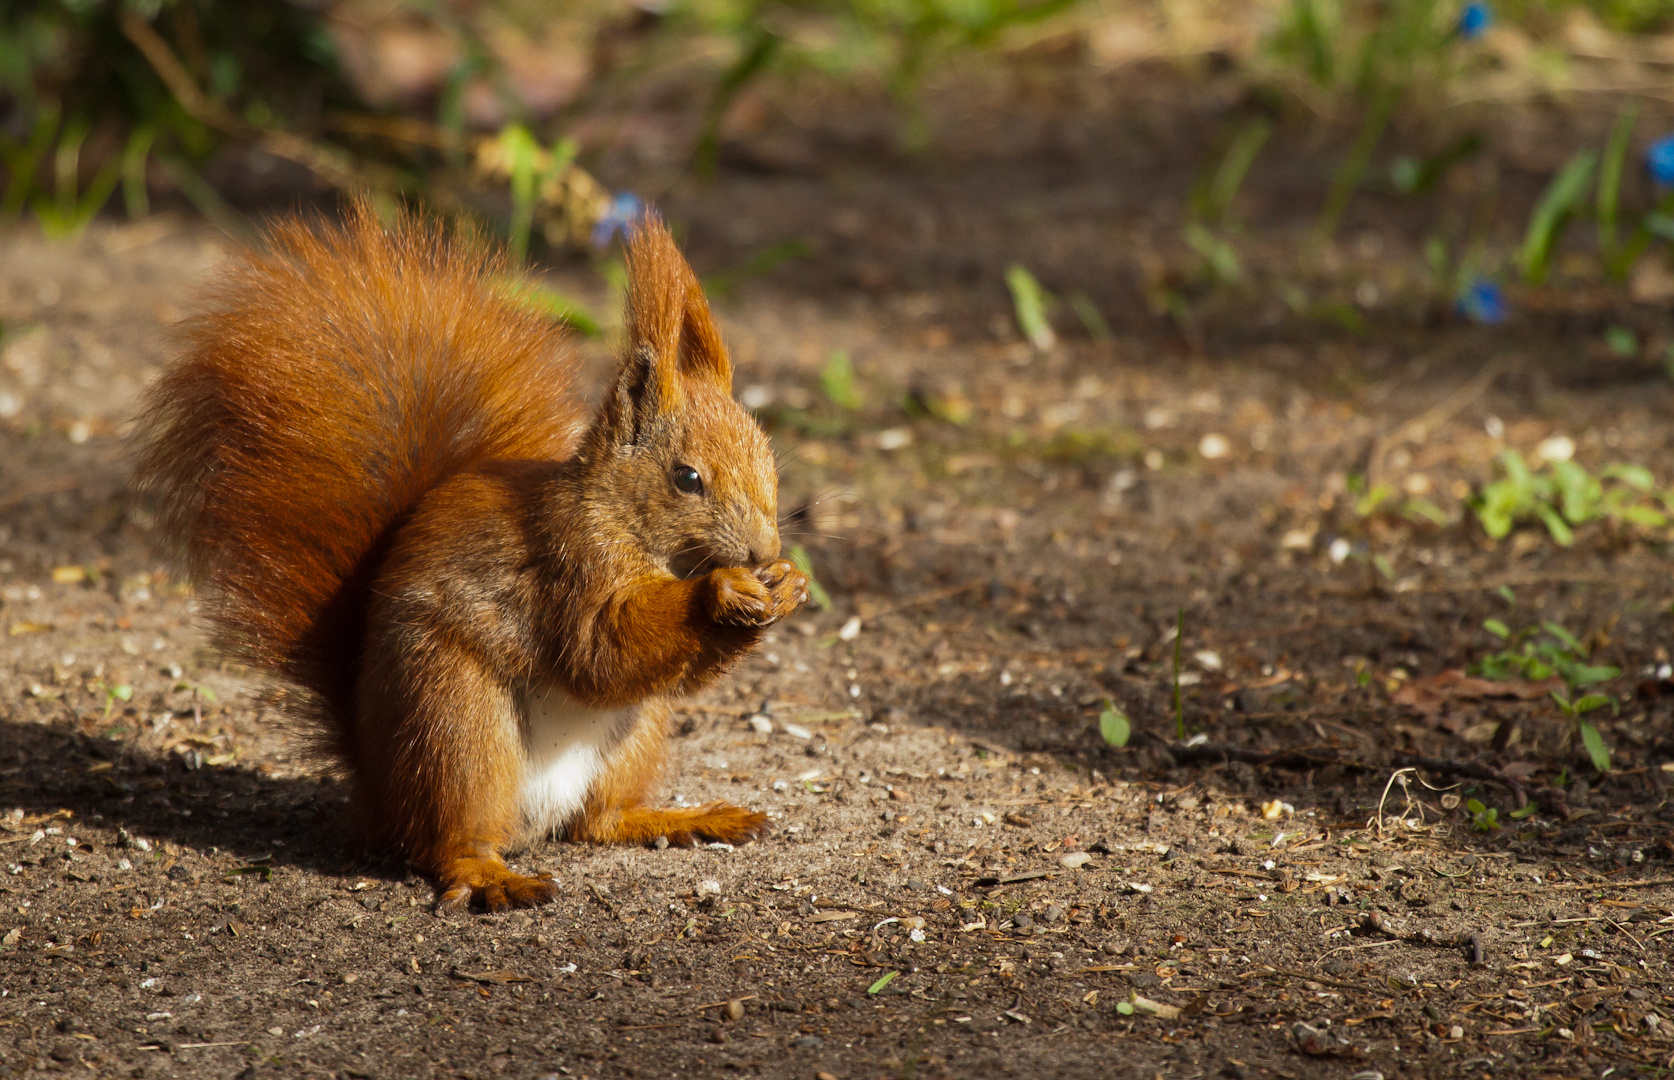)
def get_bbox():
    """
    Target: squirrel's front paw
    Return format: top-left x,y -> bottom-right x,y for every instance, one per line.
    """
707,561 -> 807,626
706,566 -> 774,626
754,558 -> 809,621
